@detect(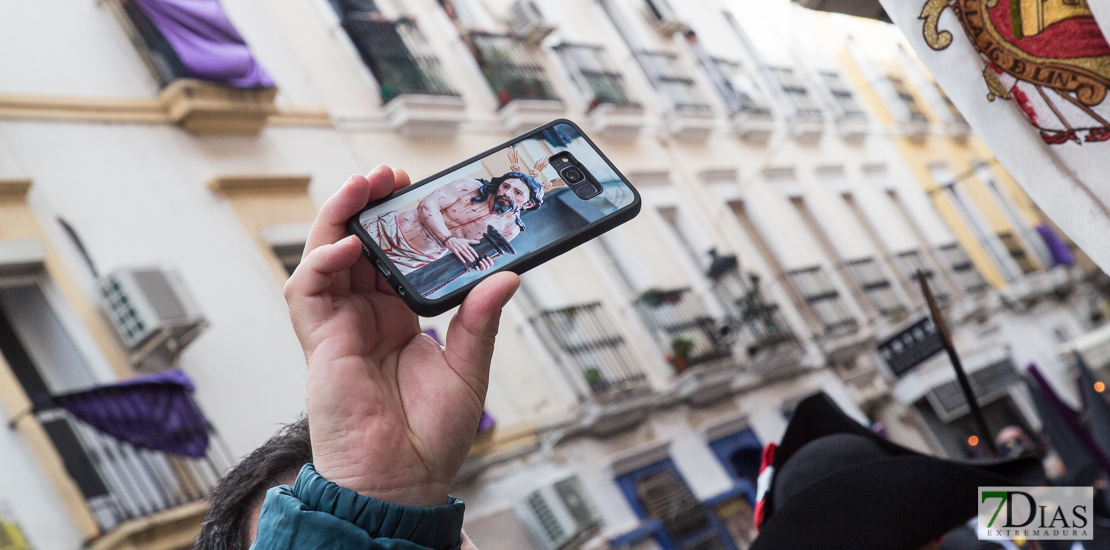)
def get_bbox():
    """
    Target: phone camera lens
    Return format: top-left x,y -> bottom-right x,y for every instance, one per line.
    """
562,166 -> 585,184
